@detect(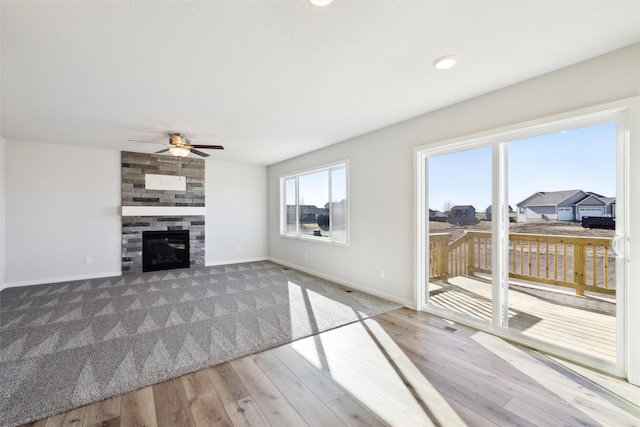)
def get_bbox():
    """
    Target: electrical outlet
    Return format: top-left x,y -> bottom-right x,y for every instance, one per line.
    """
305,252 -> 309,259
238,245 -> 243,253
84,257 -> 92,265
379,270 -> 385,279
